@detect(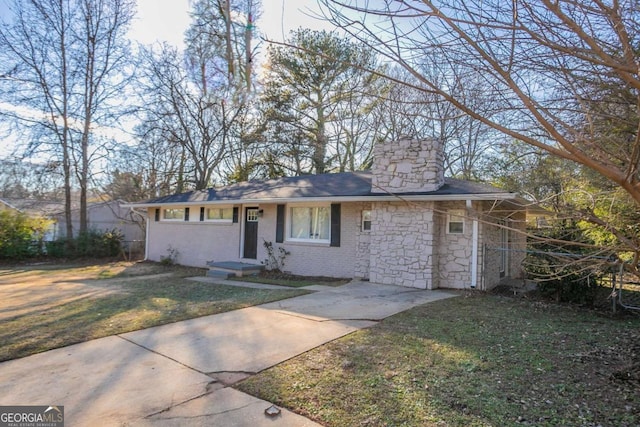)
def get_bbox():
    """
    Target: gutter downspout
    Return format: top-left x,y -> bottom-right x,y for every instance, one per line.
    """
467,200 -> 479,289
144,215 -> 150,261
